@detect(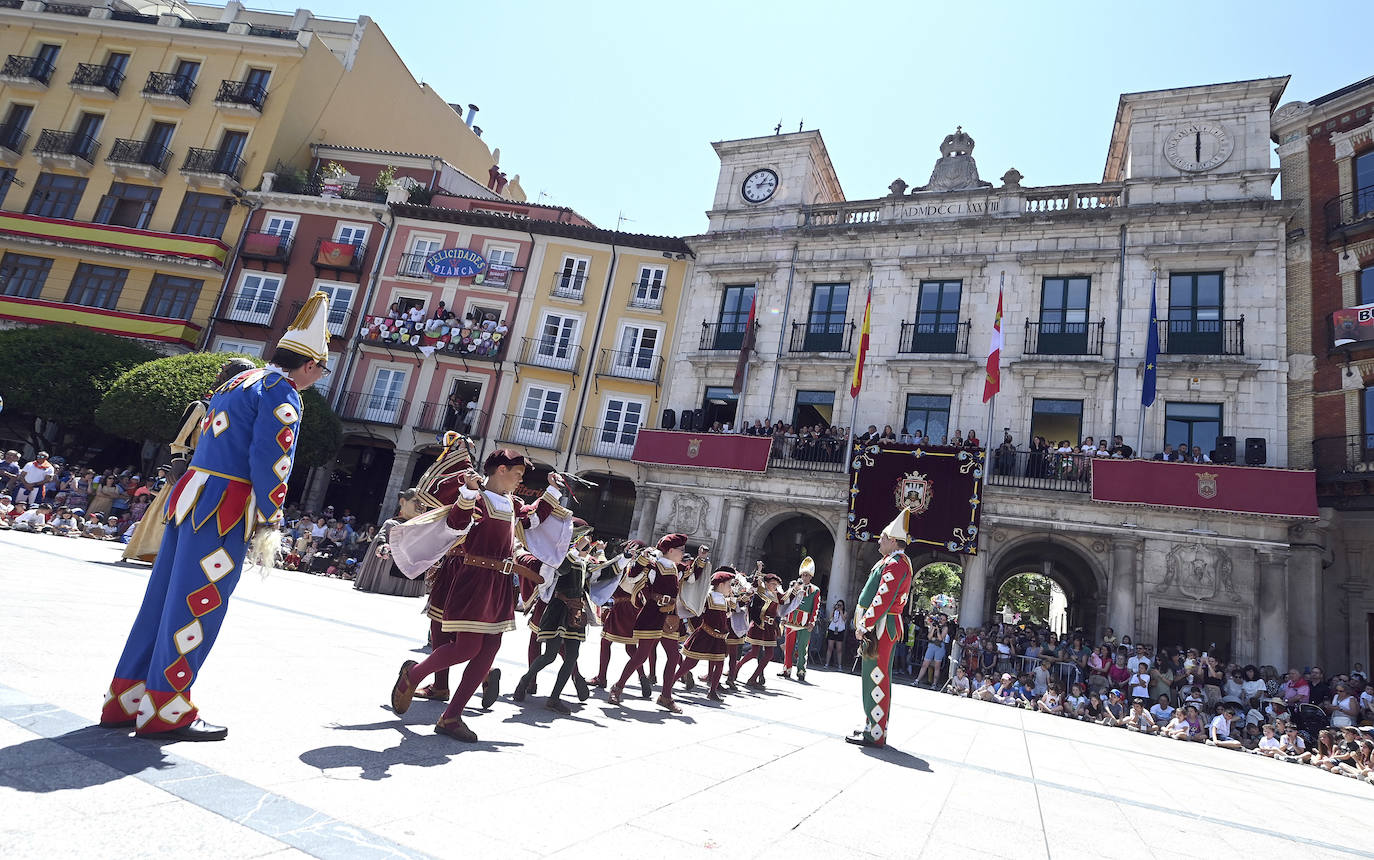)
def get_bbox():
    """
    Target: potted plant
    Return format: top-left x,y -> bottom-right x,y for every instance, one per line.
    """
320,161 -> 347,198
